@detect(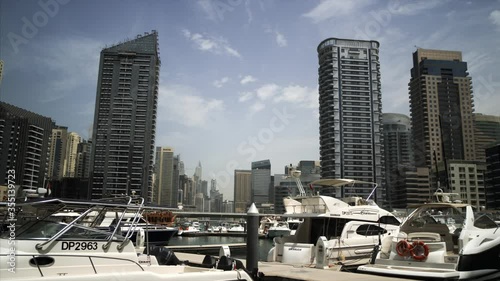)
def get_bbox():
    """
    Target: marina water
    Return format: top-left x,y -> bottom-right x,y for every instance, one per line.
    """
168,235 -> 274,261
